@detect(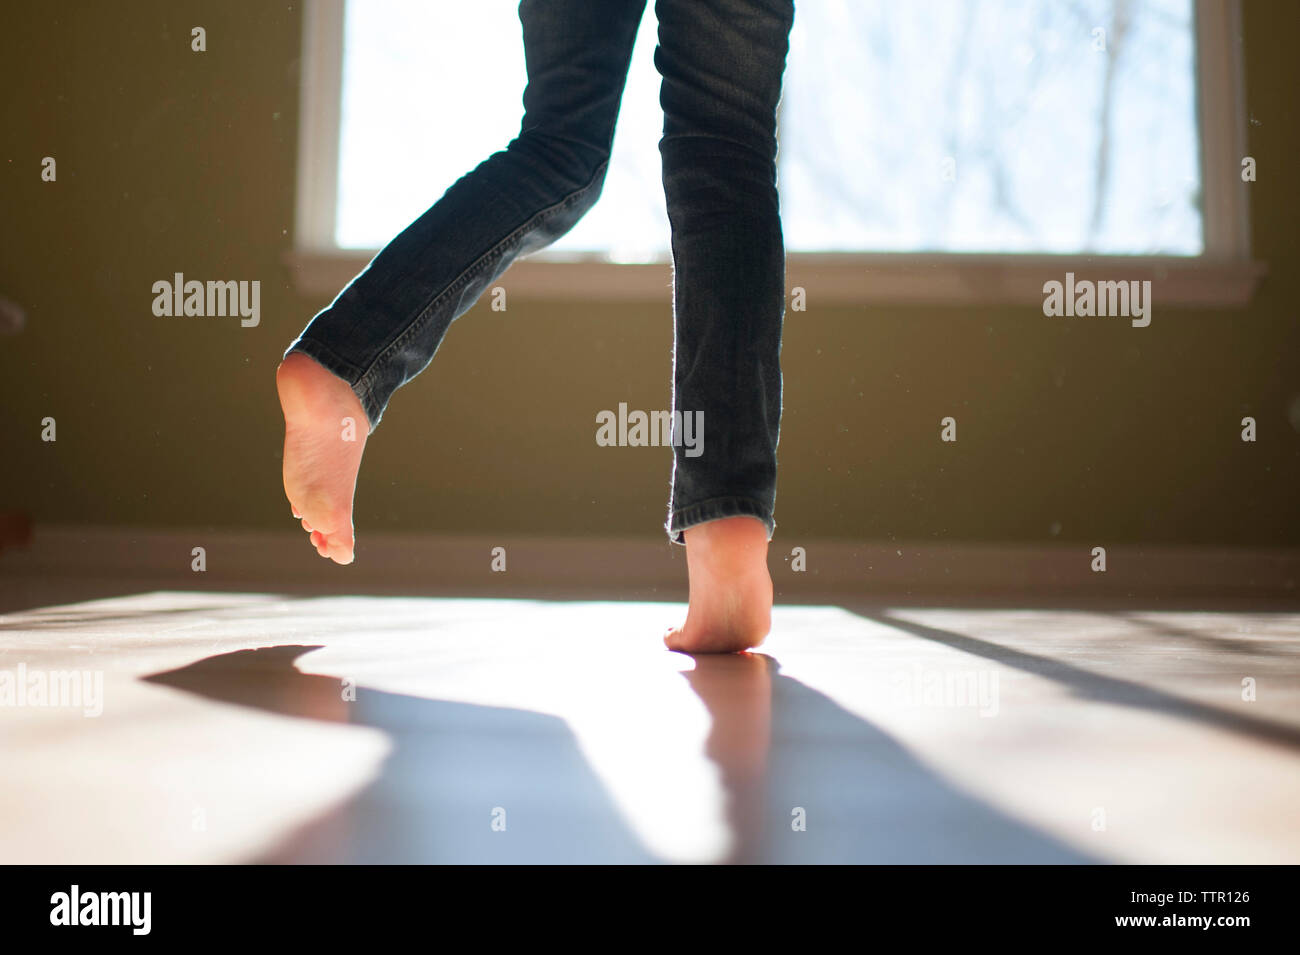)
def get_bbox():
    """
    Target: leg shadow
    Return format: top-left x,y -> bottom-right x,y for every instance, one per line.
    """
146,642 -> 1099,864
682,653 -> 1098,864
144,645 -> 659,864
